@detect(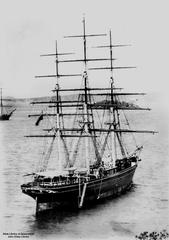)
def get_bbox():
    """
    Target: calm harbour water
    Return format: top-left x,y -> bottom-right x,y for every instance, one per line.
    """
0,93 -> 169,240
